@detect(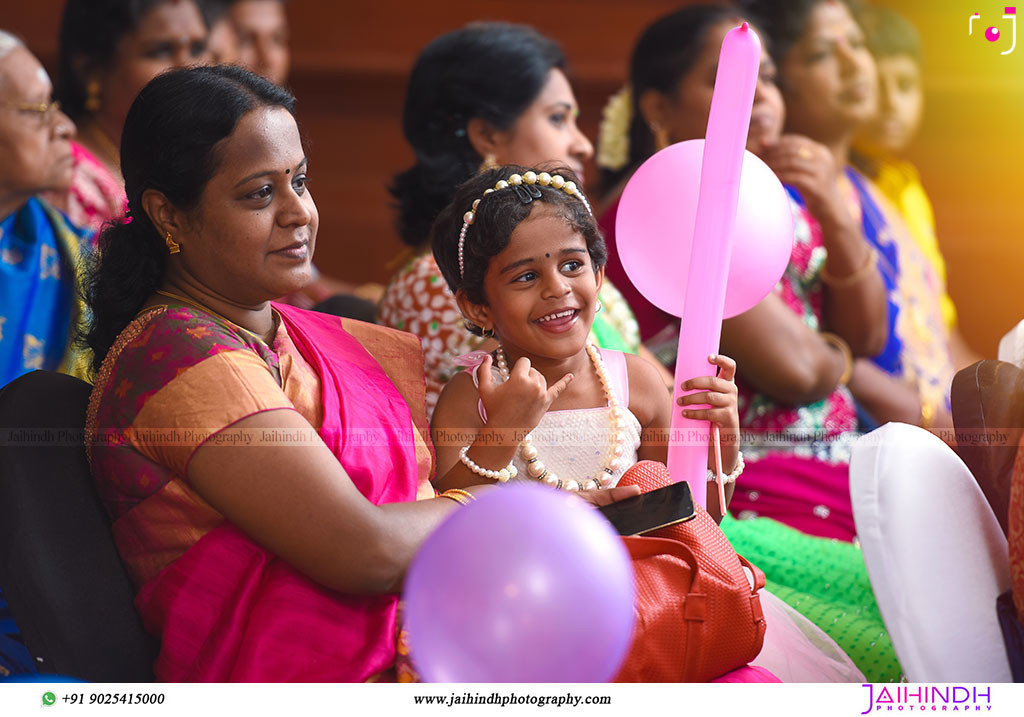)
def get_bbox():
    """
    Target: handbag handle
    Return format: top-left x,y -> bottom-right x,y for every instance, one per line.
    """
736,554 -> 766,594
711,424 -> 728,513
